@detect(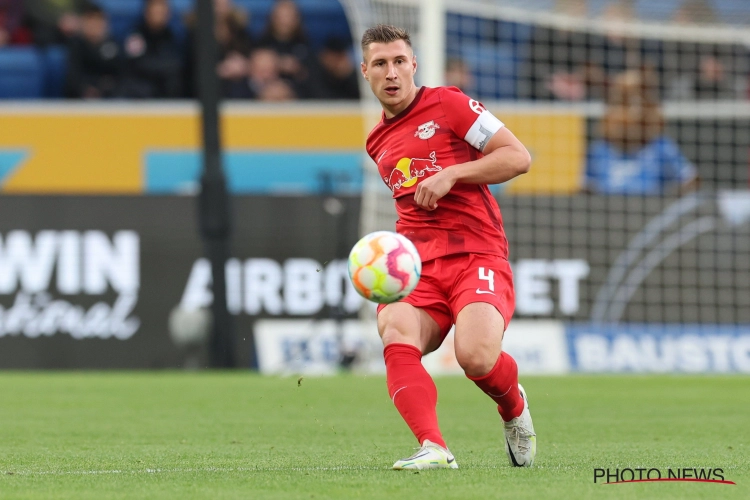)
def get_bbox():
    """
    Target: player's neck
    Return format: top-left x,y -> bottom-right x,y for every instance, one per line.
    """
382,85 -> 420,119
